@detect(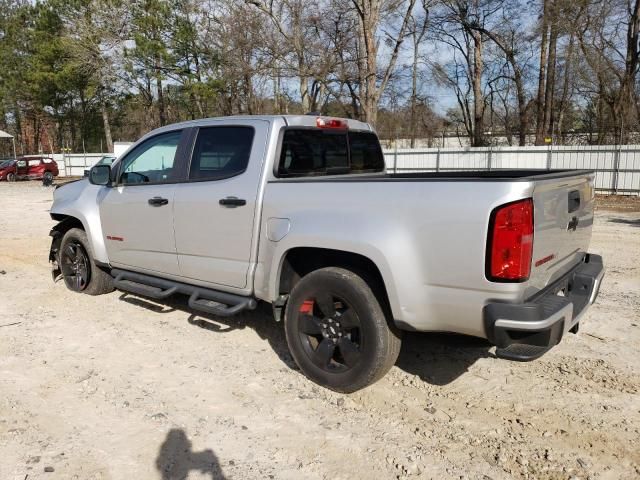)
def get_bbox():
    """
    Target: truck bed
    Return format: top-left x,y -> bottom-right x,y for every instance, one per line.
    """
272,169 -> 595,182
389,169 -> 594,180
